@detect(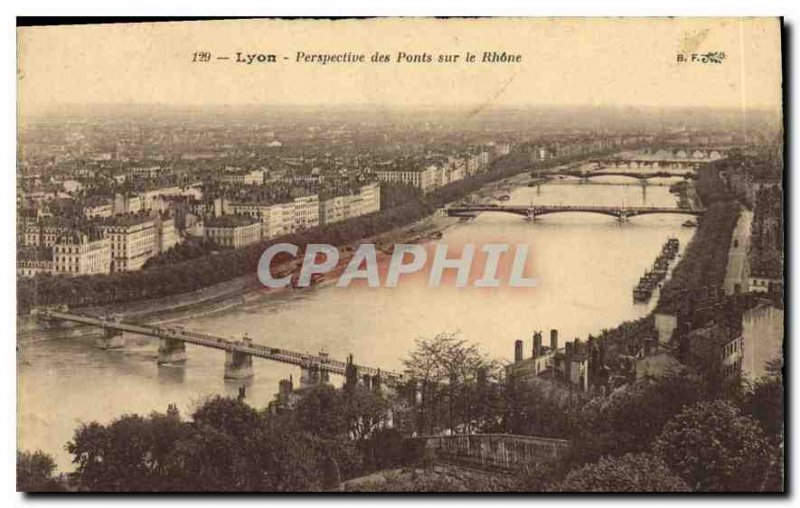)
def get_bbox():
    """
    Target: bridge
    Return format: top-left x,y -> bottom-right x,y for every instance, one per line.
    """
540,169 -> 695,182
445,204 -> 703,221
576,170 -> 692,180
541,179 -> 672,187
32,308 -> 402,386
587,147 -> 729,167
586,158 -> 706,169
